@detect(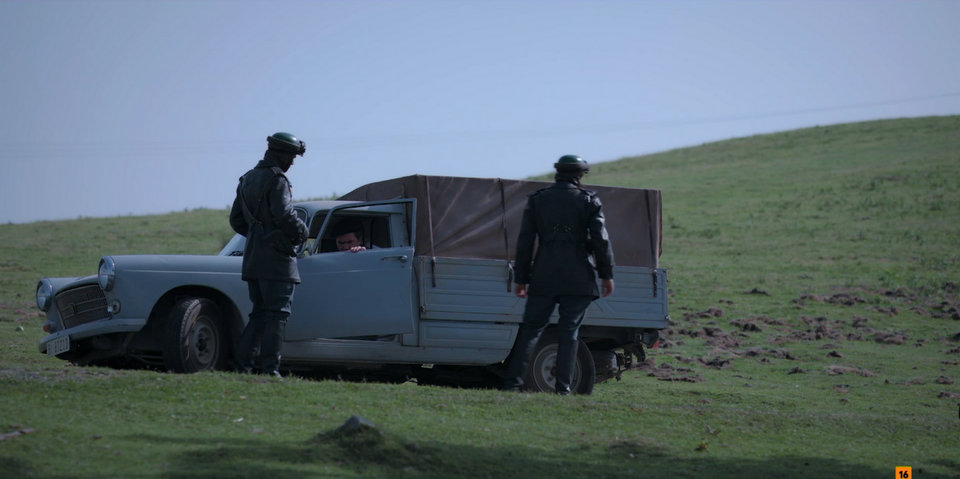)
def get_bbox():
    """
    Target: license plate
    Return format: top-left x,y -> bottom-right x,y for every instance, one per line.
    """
46,335 -> 70,356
